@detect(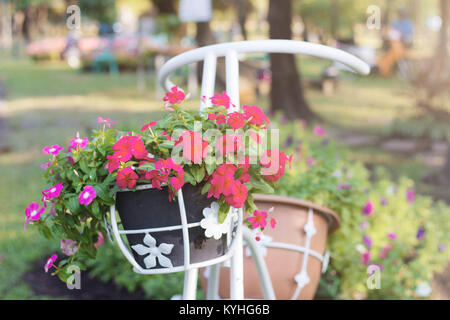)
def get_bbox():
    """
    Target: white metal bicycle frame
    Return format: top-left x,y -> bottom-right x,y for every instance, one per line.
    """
108,39 -> 369,300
